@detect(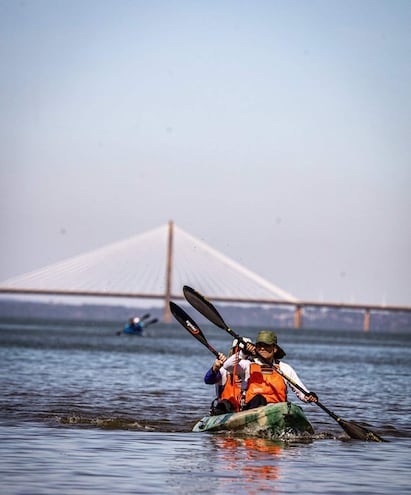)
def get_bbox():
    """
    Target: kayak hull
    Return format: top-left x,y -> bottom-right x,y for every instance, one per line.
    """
192,402 -> 314,438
